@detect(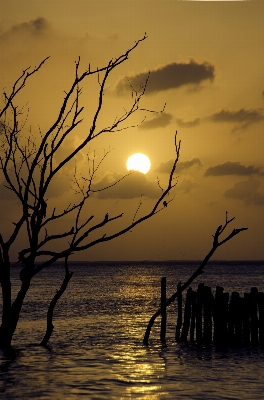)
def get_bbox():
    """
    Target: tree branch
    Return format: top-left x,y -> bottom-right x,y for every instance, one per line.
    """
142,213 -> 248,345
